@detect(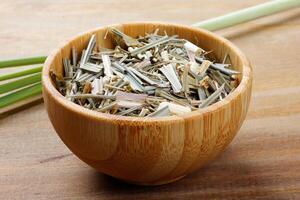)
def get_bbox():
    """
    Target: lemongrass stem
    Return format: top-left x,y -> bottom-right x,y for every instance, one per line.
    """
0,83 -> 42,109
0,56 -> 46,68
0,94 -> 43,115
0,66 -> 43,81
0,73 -> 41,94
192,0 -> 300,31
